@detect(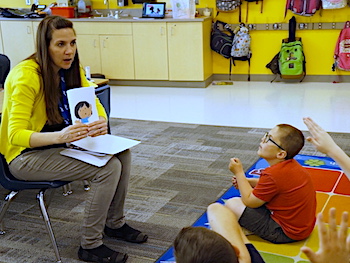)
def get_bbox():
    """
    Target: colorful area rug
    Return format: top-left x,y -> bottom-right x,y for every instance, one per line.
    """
156,154 -> 350,263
